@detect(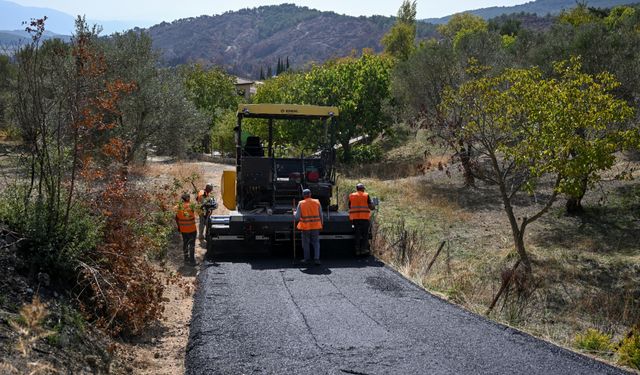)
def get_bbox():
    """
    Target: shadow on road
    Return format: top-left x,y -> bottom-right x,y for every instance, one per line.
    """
202,253 -> 385,271
299,265 -> 332,275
